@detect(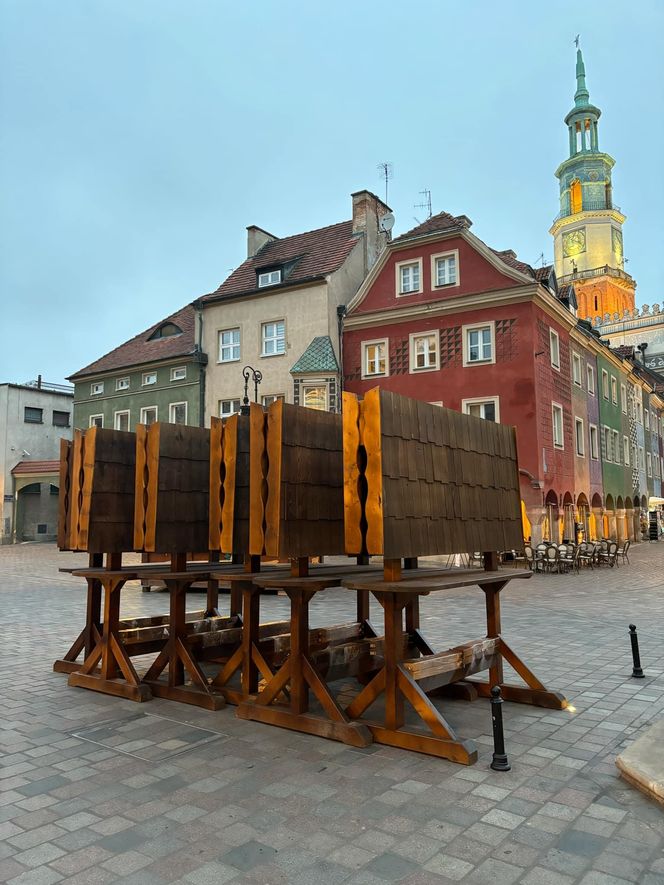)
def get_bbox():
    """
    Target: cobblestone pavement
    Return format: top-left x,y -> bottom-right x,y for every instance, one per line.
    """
1,542 -> 663,884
